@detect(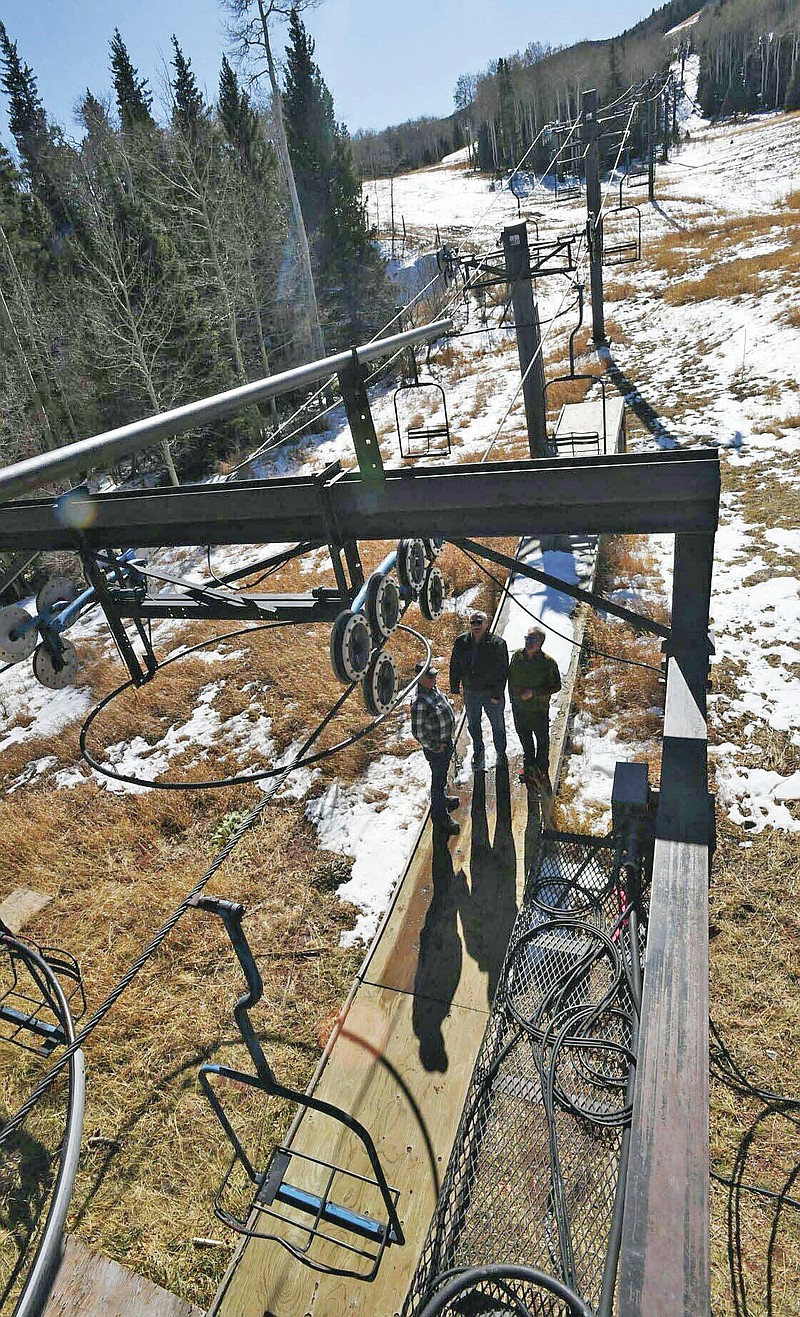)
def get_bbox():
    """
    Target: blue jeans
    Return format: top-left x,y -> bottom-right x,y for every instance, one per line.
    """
464,691 -> 507,756
424,741 -> 454,821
